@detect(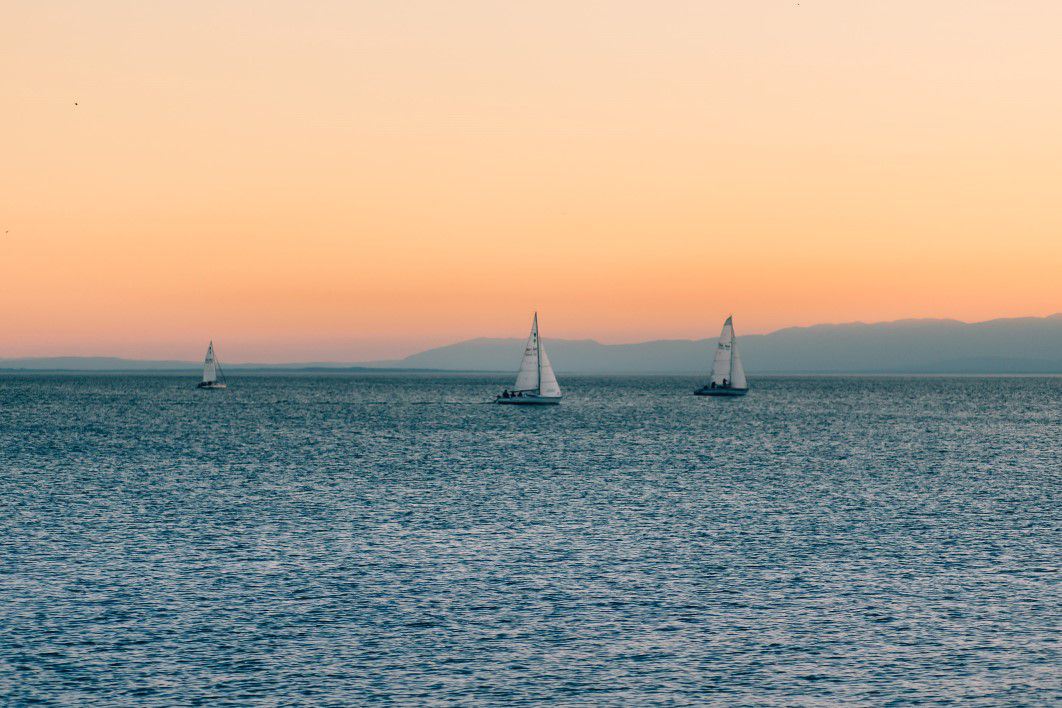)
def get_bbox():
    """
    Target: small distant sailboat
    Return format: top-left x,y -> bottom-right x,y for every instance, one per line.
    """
197,341 -> 227,389
695,315 -> 748,396
495,312 -> 562,405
